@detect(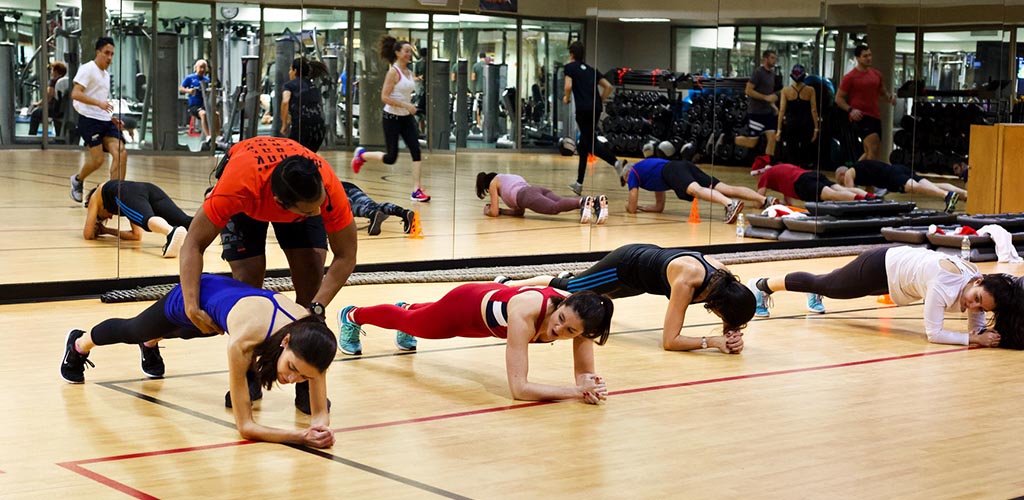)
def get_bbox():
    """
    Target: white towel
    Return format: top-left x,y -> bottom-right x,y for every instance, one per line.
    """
977,224 -> 1023,263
